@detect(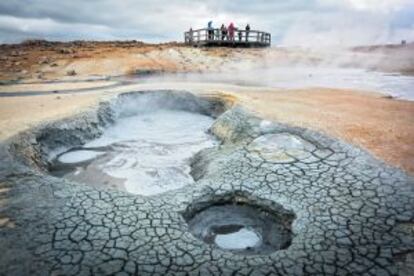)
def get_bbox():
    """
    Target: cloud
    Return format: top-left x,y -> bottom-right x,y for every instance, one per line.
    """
0,0 -> 413,46
344,0 -> 412,12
